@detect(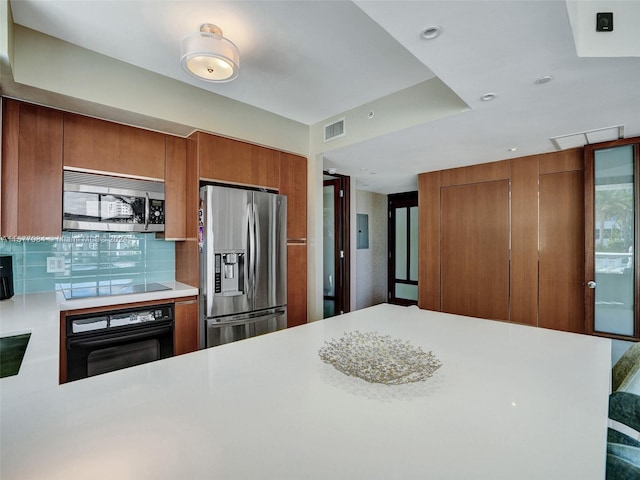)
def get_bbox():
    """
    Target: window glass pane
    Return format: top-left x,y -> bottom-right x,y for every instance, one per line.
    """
395,283 -> 418,301
409,206 -> 418,281
323,185 -> 335,298
395,208 -> 407,280
594,145 -> 634,336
